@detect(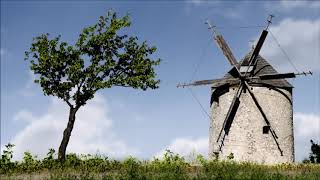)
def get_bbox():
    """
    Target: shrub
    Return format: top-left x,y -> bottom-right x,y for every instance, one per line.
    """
0,143 -> 17,173
1,146 -> 320,179
1,143 -> 14,164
